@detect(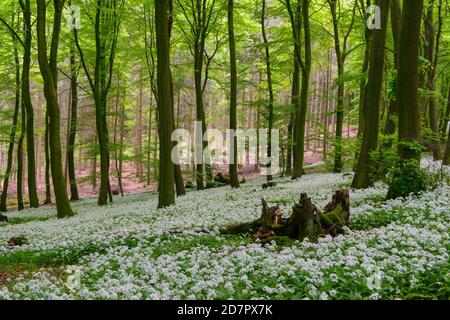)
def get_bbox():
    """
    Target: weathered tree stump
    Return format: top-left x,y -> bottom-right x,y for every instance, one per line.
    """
222,189 -> 350,243
7,236 -> 28,247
